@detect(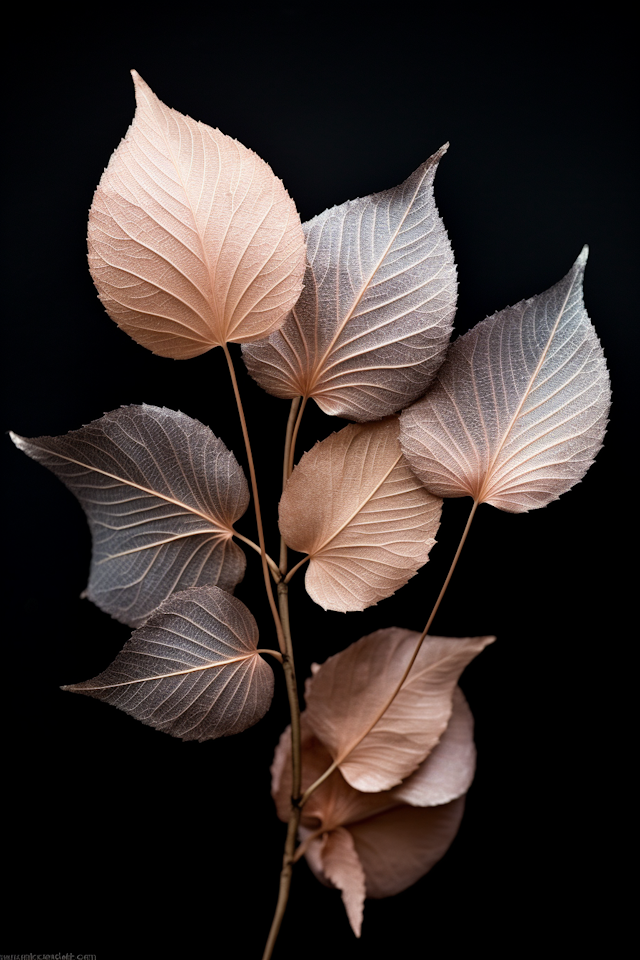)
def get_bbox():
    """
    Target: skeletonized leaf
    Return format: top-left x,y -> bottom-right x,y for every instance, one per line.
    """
63,586 -> 273,740
400,249 -> 611,512
304,628 -> 494,791
243,147 -> 456,421
278,419 -> 442,611
391,686 -> 476,807
11,405 -> 248,626
88,71 -> 306,358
